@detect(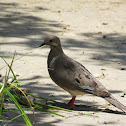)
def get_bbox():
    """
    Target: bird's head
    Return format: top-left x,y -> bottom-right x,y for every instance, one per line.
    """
39,36 -> 61,49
